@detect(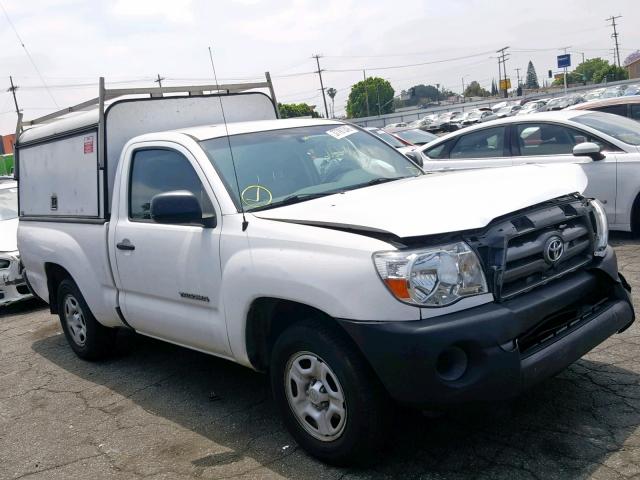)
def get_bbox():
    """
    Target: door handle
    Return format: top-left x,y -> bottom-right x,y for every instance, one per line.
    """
116,239 -> 135,251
